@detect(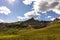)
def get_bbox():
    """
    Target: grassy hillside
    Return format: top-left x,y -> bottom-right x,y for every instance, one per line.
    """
0,22 -> 60,40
